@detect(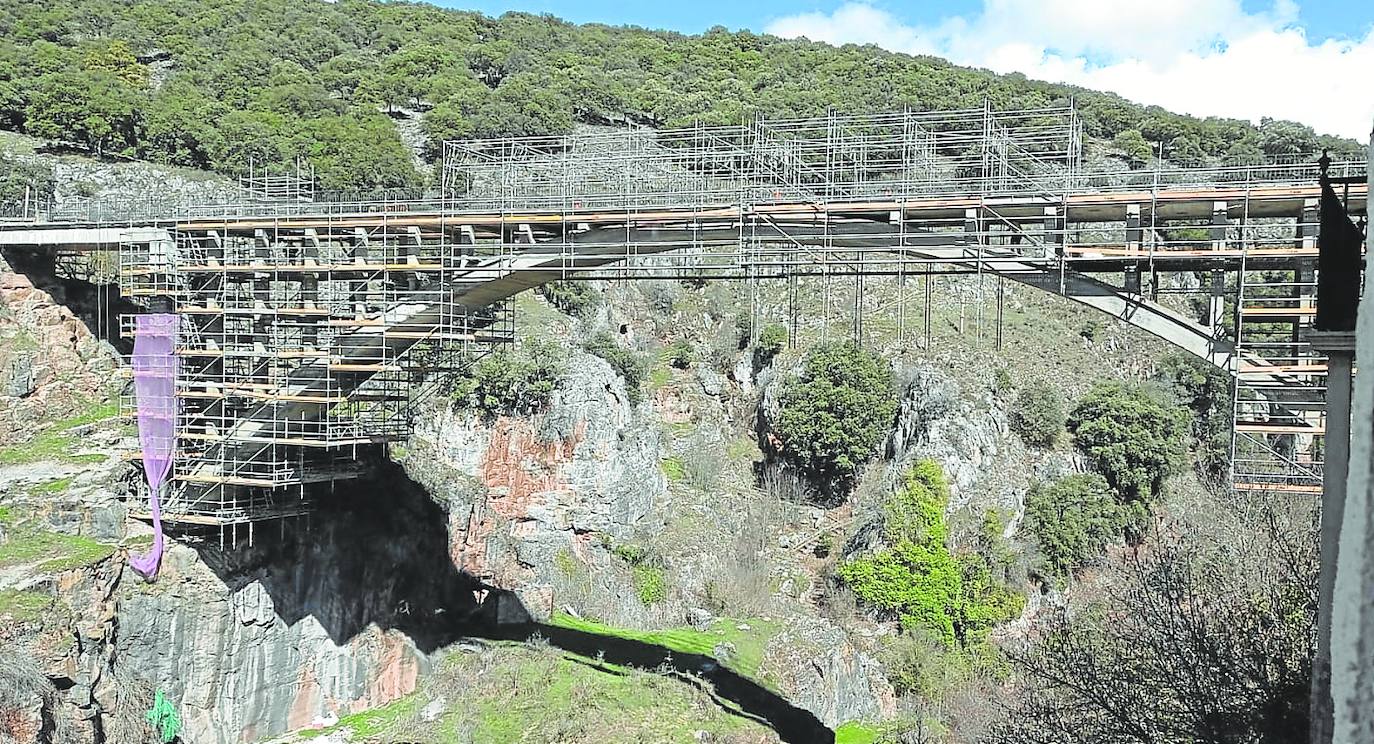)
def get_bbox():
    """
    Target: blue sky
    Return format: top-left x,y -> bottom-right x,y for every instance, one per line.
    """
436,0 -> 1374,139
444,0 -> 1370,41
